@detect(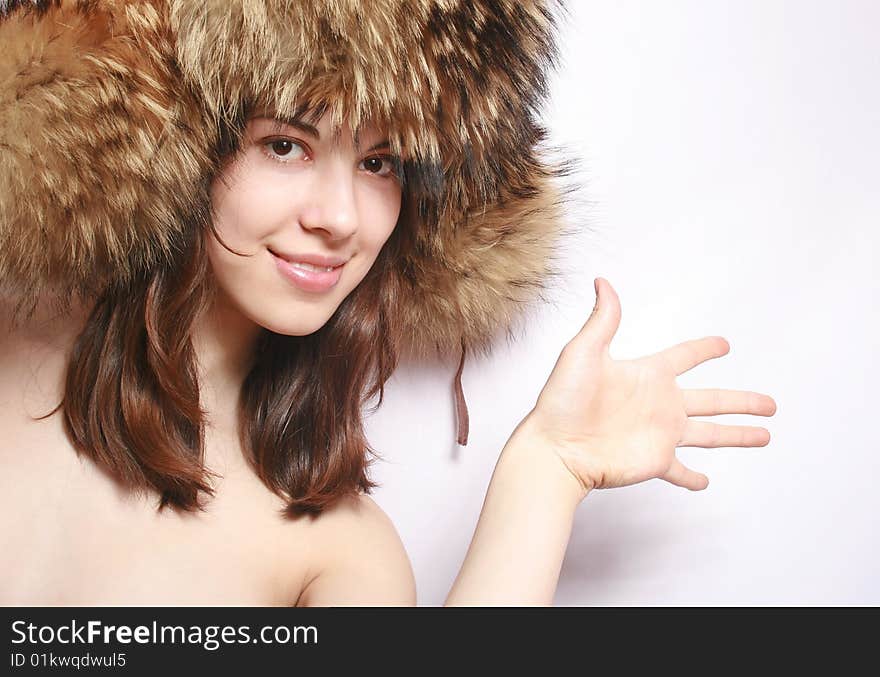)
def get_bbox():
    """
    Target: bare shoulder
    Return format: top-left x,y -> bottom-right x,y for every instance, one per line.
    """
296,493 -> 416,607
